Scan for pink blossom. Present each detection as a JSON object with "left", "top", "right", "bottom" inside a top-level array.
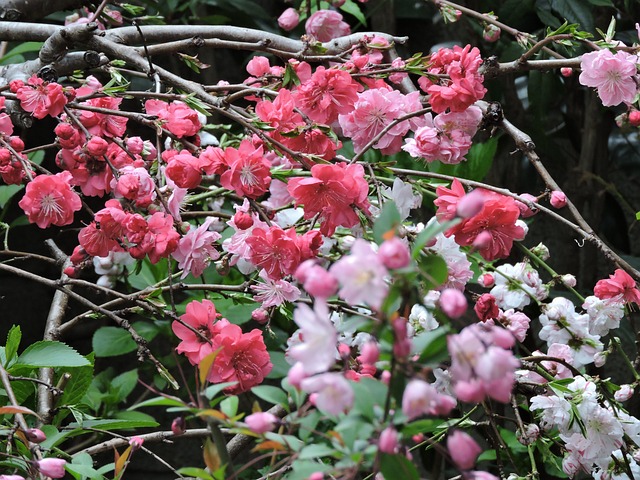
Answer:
[
  {"left": 287, "top": 361, "right": 307, "bottom": 389},
  {"left": 496, "top": 309, "right": 530, "bottom": 342},
  {"left": 252, "top": 269, "right": 301, "bottom": 307},
  {"left": 112, "top": 165, "right": 156, "bottom": 207},
  {"left": 447, "top": 430, "right": 481, "bottom": 470},
  {"left": 13, "top": 75, "right": 72, "bottom": 119},
  {"left": 278, "top": 7, "right": 299, "bottom": 31},
  {"left": 172, "top": 217, "right": 221, "bottom": 279},
  {"left": 245, "top": 412, "right": 278, "bottom": 434},
  {"left": 579, "top": 49, "right": 638, "bottom": 107},
  {"left": 378, "top": 237, "right": 411, "bottom": 269},
  {"left": 25, "top": 428, "right": 46, "bottom": 443},
  {"left": 305, "top": 10, "right": 350, "bottom": 42},
  {"left": 18, "top": 171, "right": 82, "bottom": 229},
  {"left": 288, "top": 162, "right": 370, "bottom": 236},
  {"left": 220, "top": 140, "right": 272, "bottom": 199},
  {"left": 0, "top": 97, "right": 13, "bottom": 135},
  {"left": 295, "top": 260, "right": 338, "bottom": 299},
  {"left": 36, "top": 458, "right": 66, "bottom": 478},
  {"left": 172, "top": 299, "right": 220, "bottom": 365},
  {"left": 207, "top": 320, "right": 272, "bottom": 394},
  {"left": 301, "top": 372, "right": 354, "bottom": 416},
  {"left": 456, "top": 189, "right": 485, "bottom": 218},
  {"left": 330, "top": 239, "right": 389, "bottom": 310},
  {"left": 402, "top": 379, "right": 456, "bottom": 420},
  {"left": 594, "top": 269, "right": 640, "bottom": 304},
  {"left": 165, "top": 150, "right": 206, "bottom": 189},
  {"left": 292, "top": 67, "right": 360, "bottom": 125},
  {"left": 418, "top": 45, "right": 486, "bottom": 113},
  {"left": 439, "top": 288, "right": 467, "bottom": 318},
  {"left": 448, "top": 323, "right": 519, "bottom": 403},
  {"left": 145, "top": 212, "right": 180, "bottom": 264},
  {"left": 79, "top": 96, "right": 128, "bottom": 138},
  {"left": 339, "top": 88, "right": 423, "bottom": 155},
  {"left": 516, "top": 193, "right": 539, "bottom": 218},
  {"left": 145, "top": 99, "right": 202, "bottom": 138},
  {"left": 615, "top": 384, "right": 634, "bottom": 402},
  {"left": 378, "top": 426, "right": 399, "bottom": 454},
  {"left": 288, "top": 300, "right": 337, "bottom": 375}
]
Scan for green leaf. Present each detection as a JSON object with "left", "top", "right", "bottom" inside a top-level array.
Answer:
[
  {"left": 340, "top": 0, "right": 366, "bottom": 26},
  {"left": 251, "top": 385, "right": 288, "bottom": 406},
  {"left": 266, "top": 351, "right": 289, "bottom": 379},
  {"left": 298, "top": 444, "right": 336, "bottom": 460},
  {"left": 411, "top": 219, "right": 458, "bottom": 260},
  {"left": 380, "top": 453, "right": 419, "bottom": 480},
  {"left": 5, "top": 325, "right": 21, "bottom": 365},
  {"left": 111, "top": 369, "right": 138, "bottom": 403},
  {"left": 176, "top": 468, "right": 214, "bottom": 480},
  {"left": 59, "top": 354, "right": 95, "bottom": 407},
  {"left": 373, "top": 201, "right": 402, "bottom": 244},
  {"left": 586, "top": 0, "right": 613, "bottom": 6},
  {"left": 203, "top": 382, "right": 238, "bottom": 400},
  {"left": 67, "top": 418, "right": 159, "bottom": 430},
  {"left": 0, "top": 184, "right": 23, "bottom": 209},
  {"left": 551, "top": 0, "right": 594, "bottom": 33},
  {"left": 128, "top": 396, "right": 186, "bottom": 410},
  {"left": 416, "top": 253, "right": 448, "bottom": 290},
  {"left": 92, "top": 327, "right": 136, "bottom": 357},
  {"left": 13, "top": 341, "right": 90, "bottom": 369},
  {"left": 0, "top": 41, "right": 42, "bottom": 64},
  {"left": 220, "top": 395, "right": 238, "bottom": 418}
]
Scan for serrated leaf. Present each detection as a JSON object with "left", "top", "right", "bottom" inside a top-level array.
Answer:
[
  {"left": 5, "top": 325, "right": 21, "bottom": 365},
  {"left": 92, "top": 327, "right": 136, "bottom": 357},
  {"left": 13, "top": 341, "right": 90, "bottom": 369},
  {"left": 59, "top": 353, "right": 94, "bottom": 406}
]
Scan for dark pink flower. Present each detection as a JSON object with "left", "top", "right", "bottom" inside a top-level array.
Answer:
[
  {"left": 219, "top": 140, "right": 271, "bottom": 199},
  {"left": 172, "top": 299, "right": 220, "bottom": 365},
  {"left": 594, "top": 269, "right": 640, "bottom": 304},
  {"left": 145, "top": 99, "right": 202, "bottom": 138},
  {"left": 13, "top": 75, "right": 72, "bottom": 119}
]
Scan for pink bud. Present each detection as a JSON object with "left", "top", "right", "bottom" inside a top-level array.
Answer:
[
  {"left": 302, "top": 265, "right": 338, "bottom": 299},
  {"left": 439, "top": 288, "right": 467, "bottom": 319},
  {"left": 447, "top": 430, "right": 481, "bottom": 470},
  {"left": 515, "top": 193, "right": 538, "bottom": 218},
  {"left": 630, "top": 110, "right": 640, "bottom": 127},
  {"left": 379, "top": 426, "right": 399, "bottom": 454},
  {"left": 480, "top": 273, "right": 495, "bottom": 288},
  {"left": 129, "top": 436, "right": 144, "bottom": 451},
  {"left": 517, "top": 423, "right": 539, "bottom": 445},
  {"left": 277, "top": 8, "right": 300, "bottom": 31},
  {"left": 561, "top": 274, "right": 576, "bottom": 288},
  {"left": 25, "top": 428, "right": 46, "bottom": 443},
  {"left": 9, "top": 136, "right": 24, "bottom": 152},
  {"left": 245, "top": 412, "right": 278, "bottom": 434},
  {"left": 36, "top": 458, "right": 67, "bottom": 478},
  {"left": 338, "top": 343, "right": 351, "bottom": 357},
  {"left": 378, "top": 237, "right": 411, "bottom": 269},
  {"left": 171, "top": 416, "right": 186, "bottom": 436},
  {"left": 456, "top": 190, "right": 485, "bottom": 218},
  {"left": 381, "top": 370, "right": 391, "bottom": 384},
  {"left": 308, "top": 473, "right": 324, "bottom": 480},
  {"left": 86, "top": 136, "right": 109, "bottom": 157},
  {"left": 358, "top": 341, "right": 380, "bottom": 365},
  {"left": 472, "top": 230, "right": 493, "bottom": 250},
  {"left": 233, "top": 211, "right": 253, "bottom": 230},
  {"left": 251, "top": 308, "right": 269, "bottom": 324},
  {"left": 560, "top": 67, "right": 573, "bottom": 77},
  {"left": 0, "top": 474, "right": 26, "bottom": 480},
  {"left": 549, "top": 190, "right": 567, "bottom": 209},
  {"left": 483, "top": 25, "right": 501, "bottom": 42},
  {"left": 126, "top": 136, "right": 145, "bottom": 154}
]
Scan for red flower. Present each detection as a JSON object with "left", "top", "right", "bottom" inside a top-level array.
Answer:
[
  {"left": 208, "top": 319, "right": 272, "bottom": 394},
  {"left": 145, "top": 99, "right": 201, "bottom": 138},
  {"left": 594, "top": 269, "right": 640, "bottom": 305},
  {"left": 287, "top": 162, "right": 370, "bottom": 236},
  {"left": 474, "top": 293, "right": 499, "bottom": 321},
  {"left": 18, "top": 171, "right": 82, "bottom": 229}
]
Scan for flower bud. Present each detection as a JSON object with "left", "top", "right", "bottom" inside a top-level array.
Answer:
[
  {"left": 378, "top": 426, "right": 399, "bottom": 454},
  {"left": 36, "top": 458, "right": 67, "bottom": 478},
  {"left": 456, "top": 190, "right": 485, "bottom": 219},
  {"left": 516, "top": 424, "right": 539, "bottom": 445},
  {"left": 277, "top": 8, "right": 300, "bottom": 31},
  {"left": 472, "top": 230, "right": 493, "bottom": 250},
  {"left": 9, "top": 136, "right": 24, "bottom": 152},
  {"left": 483, "top": 24, "right": 501, "bottom": 42},
  {"left": 126, "top": 136, "right": 145, "bottom": 154},
  {"left": 25, "top": 428, "right": 46, "bottom": 443},
  {"left": 358, "top": 341, "right": 380, "bottom": 365},
  {"left": 251, "top": 308, "right": 269, "bottom": 324},
  {"left": 474, "top": 293, "right": 499, "bottom": 321},
  {"left": 85, "top": 136, "right": 109, "bottom": 157},
  {"left": 233, "top": 211, "right": 253, "bottom": 230},
  {"left": 245, "top": 412, "right": 278, "bottom": 434},
  {"left": 515, "top": 193, "right": 538, "bottom": 218},
  {"left": 480, "top": 273, "right": 495, "bottom": 288},
  {"left": 129, "top": 436, "right": 144, "bottom": 451},
  {"left": 530, "top": 242, "right": 550, "bottom": 261},
  {"left": 560, "top": 67, "right": 573, "bottom": 77},
  {"left": 447, "top": 430, "right": 481, "bottom": 470},
  {"left": 561, "top": 274, "right": 576, "bottom": 288},
  {"left": 615, "top": 384, "right": 634, "bottom": 402},
  {"left": 171, "top": 416, "right": 186, "bottom": 436},
  {"left": 287, "top": 361, "right": 307, "bottom": 390},
  {"left": 439, "top": 288, "right": 467, "bottom": 319},
  {"left": 630, "top": 110, "right": 640, "bottom": 127},
  {"left": 549, "top": 190, "right": 567, "bottom": 209},
  {"left": 378, "top": 237, "right": 411, "bottom": 269}
]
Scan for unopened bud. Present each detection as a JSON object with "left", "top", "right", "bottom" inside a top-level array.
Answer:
[
  {"left": 560, "top": 67, "right": 573, "bottom": 78},
  {"left": 171, "top": 416, "right": 186, "bottom": 436}
]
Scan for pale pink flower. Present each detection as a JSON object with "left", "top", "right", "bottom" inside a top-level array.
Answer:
[
  {"left": 295, "top": 260, "right": 338, "bottom": 299},
  {"left": 301, "top": 372, "right": 354, "bottom": 416},
  {"left": 579, "top": 49, "right": 638, "bottom": 107},
  {"left": 305, "top": 10, "right": 350, "bottom": 42},
  {"left": 378, "top": 237, "right": 411, "bottom": 269},
  {"left": 330, "top": 239, "right": 389, "bottom": 310},
  {"left": 245, "top": 412, "right": 278, "bottom": 434},
  {"left": 252, "top": 269, "right": 301, "bottom": 308},
  {"left": 288, "top": 300, "right": 337, "bottom": 375},
  {"left": 402, "top": 379, "right": 456, "bottom": 420},
  {"left": 172, "top": 217, "right": 221, "bottom": 279},
  {"left": 439, "top": 288, "right": 467, "bottom": 318},
  {"left": 447, "top": 430, "right": 481, "bottom": 470}
]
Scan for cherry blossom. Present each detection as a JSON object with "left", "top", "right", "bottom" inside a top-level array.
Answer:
[
  {"left": 172, "top": 217, "right": 221, "bottom": 279},
  {"left": 301, "top": 372, "right": 354, "bottom": 416},
  {"left": 579, "top": 49, "right": 638, "bottom": 107},
  {"left": 288, "top": 300, "right": 337, "bottom": 375},
  {"left": 18, "top": 171, "right": 82, "bottom": 229}
]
